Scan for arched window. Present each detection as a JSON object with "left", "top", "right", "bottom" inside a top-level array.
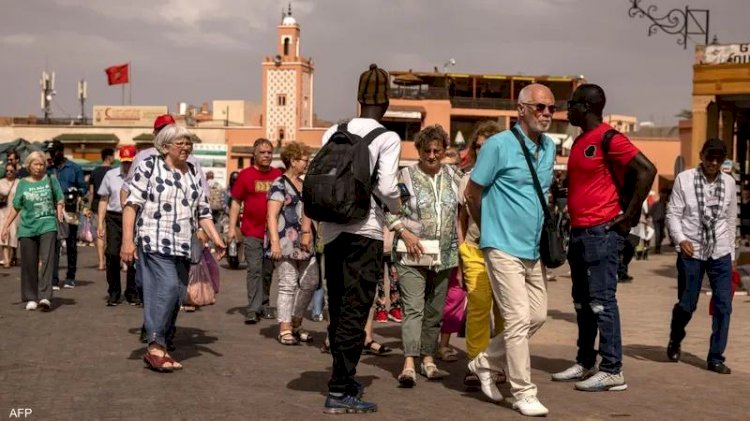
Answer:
[{"left": 283, "top": 38, "right": 290, "bottom": 56}]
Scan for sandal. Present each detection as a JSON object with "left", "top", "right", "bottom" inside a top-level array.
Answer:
[
  {"left": 464, "top": 370, "right": 480, "bottom": 388},
  {"left": 364, "top": 341, "right": 392, "bottom": 356},
  {"left": 320, "top": 337, "right": 331, "bottom": 353},
  {"left": 398, "top": 368, "right": 416, "bottom": 388},
  {"left": 293, "top": 328, "right": 314, "bottom": 343},
  {"left": 278, "top": 330, "right": 299, "bottom": 346},
  {"left": 437, "top": 346, "right": 458, "bottom": 362},
  {"left": 143, "top": 351, "right": 175, "bottom": 373},
  {"left": 164, "top": 355, "right": 183, "bottom": 370},
  {"left": 419, "top": 362, "right": 449, "bottom": 380}
]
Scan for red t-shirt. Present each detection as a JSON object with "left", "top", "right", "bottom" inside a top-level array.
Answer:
[
  {"left": 231, "top": 166, "right": 283, "bottom": 239},
  {"left": 567, "top": 123, "right": 640, "bottom": 228}
]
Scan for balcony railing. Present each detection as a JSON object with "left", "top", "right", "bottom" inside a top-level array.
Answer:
[
  {"left": 451, "top": 98, "right": 570, "bottom": 112},
  {"left": 390, "top": 87, "right": 450, "bottom": 100}
]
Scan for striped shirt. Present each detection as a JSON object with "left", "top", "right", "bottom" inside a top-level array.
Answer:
[{"left": 125, "top": 155, "right": 211, "bottom": 258}]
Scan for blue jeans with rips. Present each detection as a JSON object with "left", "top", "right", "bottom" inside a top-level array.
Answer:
[
  {"left": 670, "top": 253, "right": 732, "bottom": 365},
  {"left": 568, "top": 223, "right": 624, "bottom": 374}
]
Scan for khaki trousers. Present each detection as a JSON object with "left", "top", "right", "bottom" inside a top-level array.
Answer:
[{"left": 474, "top": 248, "right": 547, "bottom": 399}]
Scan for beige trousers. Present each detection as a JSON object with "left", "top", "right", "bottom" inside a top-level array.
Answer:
[{"left": 474, "top": 248, "right": 547, "bottom": 399}]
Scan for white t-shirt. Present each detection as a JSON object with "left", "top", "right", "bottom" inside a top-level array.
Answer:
[{"left": 320, "top": 118, "right": 401, "bottom": 244}]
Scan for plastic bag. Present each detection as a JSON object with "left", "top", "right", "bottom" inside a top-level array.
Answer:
[
  {"left": 202, "top": 248, "right": 220, "bottom": 294},
  {"left": 79, "top": 218, "right": 93, "bottom": 243},
  {"left": 186, "top": 259, "right": 216, "bottom": 307}
]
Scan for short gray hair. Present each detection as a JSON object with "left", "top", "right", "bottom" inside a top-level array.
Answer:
[
  {"left": 24, "top": 151, "right": 46, "bottom": 170},
  {"left": 153, "top": 124, "right": 192, "bottom": 155}
]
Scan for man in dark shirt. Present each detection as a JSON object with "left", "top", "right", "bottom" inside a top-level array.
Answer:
[
  {"left": 89, "top": 148, "right": 115, "bottom": 271},
  {"left": 47, "top": 140, "right": 87, "bottom": 289}
]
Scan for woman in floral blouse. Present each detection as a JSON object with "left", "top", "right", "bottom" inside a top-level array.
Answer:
[
  {"left": 121, "top": 124, "right": 225, "bottom": 372},
  {"left": 387, "top": 124, "right": 460, "bottom": 386},
  {"left": 266, "top": 141, "right": 318, "bottom": 345}
]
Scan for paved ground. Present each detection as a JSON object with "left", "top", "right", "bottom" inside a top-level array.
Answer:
[{"left": 1, "top": 247, "right": 748, "bottom": 420}]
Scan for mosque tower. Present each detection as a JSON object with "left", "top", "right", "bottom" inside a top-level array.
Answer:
[{"left": 261, "top": 3, "right": 314, "bottom": 145}]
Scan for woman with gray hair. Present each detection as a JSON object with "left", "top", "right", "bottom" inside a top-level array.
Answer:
[
  {"left": 121, "top": 124, "right": 226, "bottom": 372},
  {"left": 386, "top": 124, "right": 460, "bottom": 386}
]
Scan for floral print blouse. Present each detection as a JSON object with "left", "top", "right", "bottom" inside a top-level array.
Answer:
[
  {"left": 387, "top": 164, "right": 461, "bottom": 272},
  {"left": 265, "top": 176, "right": 312, "bottom": 260}
]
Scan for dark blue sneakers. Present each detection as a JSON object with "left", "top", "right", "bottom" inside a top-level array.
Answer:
[{"left": 323, "top": 394, "right": 377, "bottom": 414}]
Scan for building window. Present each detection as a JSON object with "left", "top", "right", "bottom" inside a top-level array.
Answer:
[
  {"left": 284, "top": 38, "right": 290, "bottom": 56},
  {"left": 278, "top": 127, "right": 285, "bottom": 142},
  {"left": 277, "top": 94, "right": 287, "bottom": 106}
]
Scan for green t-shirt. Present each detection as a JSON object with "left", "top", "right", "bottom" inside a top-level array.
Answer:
[{"left": 12, "top": 176, "right": 63, "bottom": 238}]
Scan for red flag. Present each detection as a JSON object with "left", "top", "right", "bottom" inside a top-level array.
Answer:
[{"left": 105, "top": 63, "right": 129, "bottom": 85}]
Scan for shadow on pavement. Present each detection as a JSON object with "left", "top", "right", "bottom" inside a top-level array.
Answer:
[
  {"left": 286, "top": 371, "right": 379, "bottom": 396},
  {"left": 548, "top": 309, "right": 577, "bottom": 324},
  {"left": 623, "top": 343, "right": 705, "bottom": 370},
  {"left": 225, "top": 306, "right": 247, "bottom": 317},
  {"left": 531, "top": 355, "right": 576, "bottom": 374},
  {"left": 126, "top": 326, "right": 221, "bottom": 362},
  {"left": 51, "top": 297, "right": 76, "bottom": 310},
  {"left": 653, "top": 265, "right": 678, "bottom": 279}
]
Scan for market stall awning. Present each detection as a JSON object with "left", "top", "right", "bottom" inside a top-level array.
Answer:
[
  {"left": 53, "top": 133, "right": 119, "bottom": 144},
  {"left": 383, "top": 105, "right": 425, "bottom": 121}
]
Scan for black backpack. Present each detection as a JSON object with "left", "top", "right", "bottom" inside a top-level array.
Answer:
[
  {"left": 303, "top": 123, "right": 387, "bottom": 224},
  {"left": 602, "top": 129, "right": 641, "bottom": 226}
]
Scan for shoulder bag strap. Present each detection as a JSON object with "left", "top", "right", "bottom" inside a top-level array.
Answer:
[{"left": 510, "top": 127, "right": 552, "bottom": 221}]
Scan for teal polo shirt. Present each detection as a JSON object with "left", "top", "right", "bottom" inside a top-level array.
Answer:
[{"left": 470, "top": 125, "right": 556, "bottom": 260}]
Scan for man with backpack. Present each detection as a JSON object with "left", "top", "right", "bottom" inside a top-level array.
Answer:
[
  {"left": 304, "top": 64, "right": 401, "bottom": 414},
  {"left": 553, "top": 84, "right": 656, "bottom": 391}
]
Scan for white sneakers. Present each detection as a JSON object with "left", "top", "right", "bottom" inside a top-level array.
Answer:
[
  {"left": 38, "top": 299, "right": 51, "bottom": 311},
  {"left": 574, "top": 371, "right": 627, "bottom": 392},
  {"left": 551, "top": 363, "right": 597, "bottom": 382},
  {"left": 25, "top": 301, "right": 38, "bottom": 311},
  {"left": 467, "top": 359, "right": 503, "bottom": 402},
  {"left": 513, "top": 396, "right": 549, "bottom": 417}
]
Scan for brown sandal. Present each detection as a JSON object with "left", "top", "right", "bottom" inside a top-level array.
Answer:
[
  {"left": 278, "top": 330, "right": 299, "bottom": 345},
  {"left": 143, "top": 352, "right": 175, "bottom": 373}
]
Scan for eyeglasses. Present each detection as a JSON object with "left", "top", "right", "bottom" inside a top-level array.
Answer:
[
  {"left": 521, "top": 103, "right": 557, "bottom": 114},
  {"left": 170, "top": 141, "right": 193, "bottom": 149}
]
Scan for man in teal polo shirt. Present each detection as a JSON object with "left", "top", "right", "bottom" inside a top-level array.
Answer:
[{"left": 465, "top": 83, "right": 556, "bottom": 417}]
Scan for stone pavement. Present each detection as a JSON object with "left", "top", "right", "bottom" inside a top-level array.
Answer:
[{"left": 1, "top": 247, "right": 748, "bottom": 420}]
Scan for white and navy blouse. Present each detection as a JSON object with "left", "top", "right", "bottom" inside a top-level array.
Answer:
[{"left": 125, "top": 155, "right": 212, "bottom": 258}]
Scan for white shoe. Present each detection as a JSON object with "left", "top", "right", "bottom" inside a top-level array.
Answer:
[
  {"left": 467, "top": 358, "right": 503, "bottom": 402},
  {"left": 52, "top": 286, "right": 60, "bottom": 291},
  {"left": 575, "top": 371, "right": 627, "bottom": 392},
  {"left": 25, "top": 301, "right": 38, "bottom": 311},
  {"left": 551, "top": 363, "right": 597, "bottom": 382},
  {"left": 512, "top": 396, "right": 549, "bottom": 417},
  {"left": 38, "top": 299, "right": 51, "bottom": 311}
]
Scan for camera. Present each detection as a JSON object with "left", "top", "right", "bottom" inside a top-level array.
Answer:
[{"left": 64, "top": 187, "right": 80, "bottom": 213}]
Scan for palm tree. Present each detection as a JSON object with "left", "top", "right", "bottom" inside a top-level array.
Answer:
[{"left": 675, "top": 109, "right": 692, "bottom": 120}]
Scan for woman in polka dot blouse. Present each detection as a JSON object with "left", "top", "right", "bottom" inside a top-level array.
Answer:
[{"left": 121, "top": 124, "right": 226, "bottom": 373}]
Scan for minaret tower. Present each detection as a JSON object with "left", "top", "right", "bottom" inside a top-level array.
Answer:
[{"left": 262, "top": 3, "right": 314, "bottom": 145}]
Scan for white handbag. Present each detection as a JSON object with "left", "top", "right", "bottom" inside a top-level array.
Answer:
[{"left": 395, "top": 239, "right": 441, "bottom": 267}]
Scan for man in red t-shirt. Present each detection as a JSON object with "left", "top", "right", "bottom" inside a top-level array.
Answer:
[
  {"left": 228, "top": 138, "right": 282, "bottom": 324},
  {"left": 552, "top": 84, "right": 656, "bottom": 392}
]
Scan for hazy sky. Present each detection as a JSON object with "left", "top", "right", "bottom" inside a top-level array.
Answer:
[{"left": 2, "top": 0, "right": 749, "bottom": 126}]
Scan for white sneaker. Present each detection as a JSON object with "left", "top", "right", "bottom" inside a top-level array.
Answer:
[
  {"left": 52, "top": 286, "right": 60, "bottom": 291},
  {"left": 512, "top": 396, "right": 549, "bottom": 417},
  {"left": 25, "top": 301, "right": 38, "bottom": 311},
  {"left": 467, "top": 359, "right": 503, "bottom": 402},
  {"left": 575, "top": 371, "right": 627, "bottom": 392},
  {"left": 551, "top": 363, "right": 597, "bottom": 382},
  {"left": 38, "top": 299, "right": 51, "bottom": 311}
]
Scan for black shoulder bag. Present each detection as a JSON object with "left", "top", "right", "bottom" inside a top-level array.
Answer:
[{"left": 511, "top": 127, "right": 566, "bottom": 268}]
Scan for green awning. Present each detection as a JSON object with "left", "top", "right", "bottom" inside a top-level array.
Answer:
[{"left": 54, "top": 133, "right": 119, "bottom": 143}]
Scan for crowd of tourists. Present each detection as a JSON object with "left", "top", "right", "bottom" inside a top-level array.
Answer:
[{"left": 1, "top": 64, "right": 741, "bottom": 418}]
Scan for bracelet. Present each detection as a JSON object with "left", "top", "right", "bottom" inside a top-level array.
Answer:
[
  {"left": 395, "top": 225, "right": 405, "bottom": 234},
  {"left": 301, "top": 231, "right": 312, "bottom": 236}
]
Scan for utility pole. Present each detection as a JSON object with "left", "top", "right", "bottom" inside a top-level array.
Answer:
[
  {"left": 77, "top": 79, "right": 87, "bottom": 124},
  {"left": 40, "top": 71, "right": 55, "bottom": 123}
]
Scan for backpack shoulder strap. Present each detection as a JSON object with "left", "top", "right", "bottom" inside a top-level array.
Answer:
[{"left": 362, "top": 127, "right": 388, "bottom": 145}]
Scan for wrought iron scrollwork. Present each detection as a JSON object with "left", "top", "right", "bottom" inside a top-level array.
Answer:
[{"left": 628, "top": 0, "right": 710, "bottom": 49}]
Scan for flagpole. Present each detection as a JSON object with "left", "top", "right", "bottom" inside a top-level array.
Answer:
[
  {"left": 121, "top": 84, "right": 125, "bottom": 105},
  {"left": 128, "top": 61, "right": 132, "bottom": 105}
]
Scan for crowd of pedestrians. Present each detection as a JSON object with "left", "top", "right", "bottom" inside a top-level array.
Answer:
[{"left": 0, "top": 64, "right": 742, "bottom": 418}]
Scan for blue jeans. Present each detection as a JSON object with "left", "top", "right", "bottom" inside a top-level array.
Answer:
[
  {"left": 310, "top": 287, "right": 325, "bottom": 317},
  {"left": 568, "top": 223, "right": 623, "bottom": 374},
  {"left": 137, "top": 248, "right": 190, "bottom": 348},
  {"left": 670, "top": 253, "right": 732, "bottom": 365}
]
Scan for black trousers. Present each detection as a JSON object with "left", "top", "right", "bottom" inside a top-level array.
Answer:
[
  {"left": 653, "top": 220, "right": 666, "bottom": 253},
  {"left": 617, "top": 234, "right": 637, "bottom": 279},
  {"left": 325, "top": 232, "right": 383, "bottom": 395},
  {"left": 52, "top": 223, "right": 78, "bottom": 285},
  {"left": 105, "top": 212, "right": 137, "bottom": 301}
]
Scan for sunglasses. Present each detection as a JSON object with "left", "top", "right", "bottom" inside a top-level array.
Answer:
[{"left": 522, "top": 102, "right": 556, "bottom": 114}]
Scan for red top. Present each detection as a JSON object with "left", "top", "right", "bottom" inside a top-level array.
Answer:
[
  {"left": 231, "top": 166, "right": 283, "bottom": 239},
  {"left": 567, "top": 123, "right": 640, "bottom": 228}
]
